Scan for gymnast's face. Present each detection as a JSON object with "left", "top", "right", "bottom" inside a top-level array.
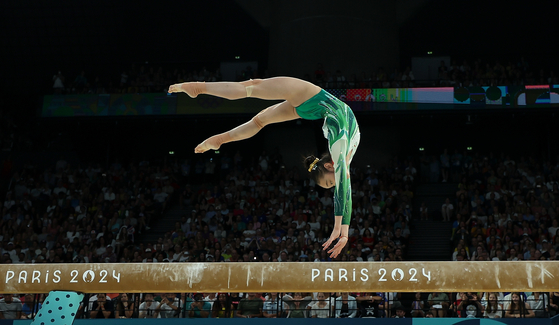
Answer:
[{"left": 317, "top": 163, "right": 335, "bottom": 189}]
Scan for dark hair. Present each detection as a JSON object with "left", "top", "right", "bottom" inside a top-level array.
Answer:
[
  {"left": 508, "top": 292, "right": 526, "bottom": 315},
  {"left": 211, "top": 293, "right": 232, "bottom": 318},
  {"left": 115, "top": 293, "right": 137, "bottom": 318},
  {"left": 485, "top": 292, "right": 498, "bottom": 314},
  {"left": 303, "top": 153, "right": 333, "bottom": 183}
]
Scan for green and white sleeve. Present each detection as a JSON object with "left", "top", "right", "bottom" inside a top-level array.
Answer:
[{"left": 328, "top": 130, "right": 352, "bottom": 225}]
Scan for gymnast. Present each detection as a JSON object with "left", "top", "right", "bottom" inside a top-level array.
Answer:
[{"left": 168, "top": 77, "right": 360, "bottom": 258}]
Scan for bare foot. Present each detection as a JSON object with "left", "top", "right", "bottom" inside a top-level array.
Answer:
[
  {"left": 167, "top": 82, "right": 206, "bottom": 98},
  {"left": 194, "top": 139, "right": 220, "bottom": 153},
  {"left": 167, "top": 83, "right": 182, "bottom": 94}
]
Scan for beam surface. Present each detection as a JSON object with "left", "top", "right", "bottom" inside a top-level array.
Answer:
[{"left": 1, "top": 261, "right": 558, "bottom": 293}]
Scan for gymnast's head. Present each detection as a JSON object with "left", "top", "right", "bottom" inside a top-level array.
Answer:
[{"left": 304, "top": 153, "right": 335, "bottom": 189}]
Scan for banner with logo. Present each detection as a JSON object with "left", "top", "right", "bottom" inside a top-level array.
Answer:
[{"left": 42, "top": 85, "right": 559, "bottom": 117}]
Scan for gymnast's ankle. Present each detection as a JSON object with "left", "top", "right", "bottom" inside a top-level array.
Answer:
[{"left": 180, "top": 82, "right": 206, "bottom": 98}]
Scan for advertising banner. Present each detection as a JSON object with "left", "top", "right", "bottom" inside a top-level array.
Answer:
[{"left": 41, "top": 85, "right": 559, "bottom": 117}]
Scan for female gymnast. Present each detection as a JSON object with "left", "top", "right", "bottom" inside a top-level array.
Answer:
[{"left": 168, "top": 77, "right": 360, "bottom": 258}]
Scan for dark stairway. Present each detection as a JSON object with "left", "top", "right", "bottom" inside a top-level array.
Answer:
[
  {"left": 139, "top": 205, "right": 189, "bottom": 245},
  {"left": 408, "top": 182, "right": 457, "bottom": 261},
  {"left": 407, "top": 220, "right": 453, "bottom": 261}
]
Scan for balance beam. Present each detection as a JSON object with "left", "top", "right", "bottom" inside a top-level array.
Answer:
[{"left": 1, "top": 261, "right": 558, "bottom": 293}]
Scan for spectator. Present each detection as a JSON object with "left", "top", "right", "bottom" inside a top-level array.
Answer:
[
  {"left": 419, "top": 202, "right": 428, "bottom": 220},
  {"left": 283, "top": 292, "right": 311, "bottom": 318},
  {"left": 452, "top": 224, "right": 471, "bottom": 248},
  {"left": 392, "top": 306, "right": 406, "bottom": 318},
  {"left": 310, "top": 292, "right": 331, "bottom": 318},
  {"left": 429, "top": 157, "right": 440, "bottom": 183},
  {"left": 356, "top": 292, "right": 384, "bottom": 318},
  {"left": 334, "top": 292, "right": 357, "bottom": 318},
  {"left": 385, "top": 292, "right": 402, "bottom": 316},
  {"left": 549, "top": 219, "right": 559, "bottom": 239},
  {"left": 483, "top": 292, "right": 503, "bottom": 318},
  {"left": 114, "top": 293, "right": 136, "bottom": 319},
  {"left": 187, "top": 293, "right": 211, "bottom": 318},
  {"left": 0, "top": 294, "right": 22, "bottom": 319},
  {"left": 155, "top": 293, "right": 180, "bottom": 318},
  {"left": 549, "top": 292, "right": 559, "bottom": 317},
  {"left": 20, "top": 294, "right": 41, "bottom": 319},
  {"left": 90, "top": 293, "right": 114, "bottom": 319},
  {"left": 211, "top": 293, "right": 233, "bottom": 318},
  {"left": 526, "top": 292, "right": 549, "bottom": 318},
  {"left": 236, "top": 293, "right": 262, "bottom": 318},
  {"left": 442, "top": 198, "right": 454, "bottom": 222},
  {"left": 410, "top": 292, "right": 425, "bottom": 318},
  {"left": 229, "top": 292, "right": 242, "bottom": 311},
  {"left": 505, "top": 292, "right": 535, "bottom": 318},
  {"left": 427, "top": 292, "right": 450, "bottom": 317},
  {"left": 52, "top": 71, "right": 65, "bottom": 93},
  {"left": 101, "top": 245, "right": 117, "bottom": 263},
  {"left": 262, "top": 293, "right": 282, "bottom": 318},
  {"left": 138, "top": 293, "right": 159, "bottom": 318},
  {"left": 73, "top": 71, "right": 88, "bottom": 93},
  {"left": 456, "top": 293, "right": 482, "bottom": 318}
]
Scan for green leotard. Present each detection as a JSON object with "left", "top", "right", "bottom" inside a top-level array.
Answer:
[{"left": 296, "top": 89, "right": 360, "bottom": 225}]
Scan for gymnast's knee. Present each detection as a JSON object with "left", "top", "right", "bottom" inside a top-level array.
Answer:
[
  {"left": 241, "top": 79, "right": 262, "bottom": 97},
  {"left": 240, "top": 79, "right": 262, "bottom": 87},
  {"left": 252, "top": 114, "right": 265, "bottom": 129}
]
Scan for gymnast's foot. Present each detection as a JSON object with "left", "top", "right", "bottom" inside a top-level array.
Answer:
[
  {"left": 194, "top": 136, "right": 222, "bottom": 153},
  {"left": 168, "top": 82, "right": 206, "bottom": 98},
  {"left": 195, "top": 141, "right": 211, "bottom": 153}
]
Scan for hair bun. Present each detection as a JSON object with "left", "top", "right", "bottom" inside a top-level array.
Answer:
[{"left": 304, "top": 156, "right": 317, "bottom": 170}]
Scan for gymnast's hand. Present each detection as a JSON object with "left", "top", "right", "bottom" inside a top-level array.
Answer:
[
  {"left": 323, "top": 226, "right": 340, "bottom": 249},
  {"left": 327, "top": 236, "right": 347, "bottom": 259},
  {"left": 323, "top": 222, "right": 349, "bottom": 258},
  {"left": 323, "top": 227, "right": 346, "bottom": 258}
]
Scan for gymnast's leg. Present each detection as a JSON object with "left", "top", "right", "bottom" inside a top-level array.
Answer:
[
  {"left": 168, "top": 77, "right": 321, "bottom": 108},
  {"left": 194, "top": 100, "right": 299, "bottom": 153}
]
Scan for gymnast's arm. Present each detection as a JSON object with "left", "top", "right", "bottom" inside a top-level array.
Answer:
[{"left": 331, "top": 138, "right": 351, "bottom": 230}]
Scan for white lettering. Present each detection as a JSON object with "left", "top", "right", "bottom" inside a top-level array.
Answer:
[
  {"left": 391, "top": 268, "right": 404, "bottom": 281},
  {"left": 378, "top": 268, "right": 387, "bottom": 282},
  {"left": 352, "top": 268, "right": 356, "bottom": 281},
  {"left": 409, "top": 268, "right": 418, "bottom": 282},
  {"left": 325, "top": 269, "right": 334, "bottom": 282},
  {"left": 53, "top": 270, "right": 61, "bottom": 283},
  {"left": 19, "top": 271, "right": 28, "bottom": 283},
  {"left": 70, "top": 270, "right": 78, "bottom": 283},
  {"left": 46, "top": 270, "right": 49, "bottom": 283},
  {"left": 6, "top": 271, "right": 14, "bottom": 283},
  {"left": 100, "top": 270, "right": 108, "bottom": 283},
  {"left": 339, "top": 269, "right": 348, "bottom": 282},
  {"left": 360, "top": 269, "right": 369, "bottom": 281},
  {"left": 112, "top": 270, "right": 121, "bottom": 283},
  {"left": 311, "top": 269, "right": 320, "bottom": 282},
  {"left": 32, "top": 271, "right": 41, "bottom": 283},
  {"left": 422, "top": 268, "right": 431, "bottom": 281},
  {"left": 83, "top": 270, "right": 95, "bottom": 283}
]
